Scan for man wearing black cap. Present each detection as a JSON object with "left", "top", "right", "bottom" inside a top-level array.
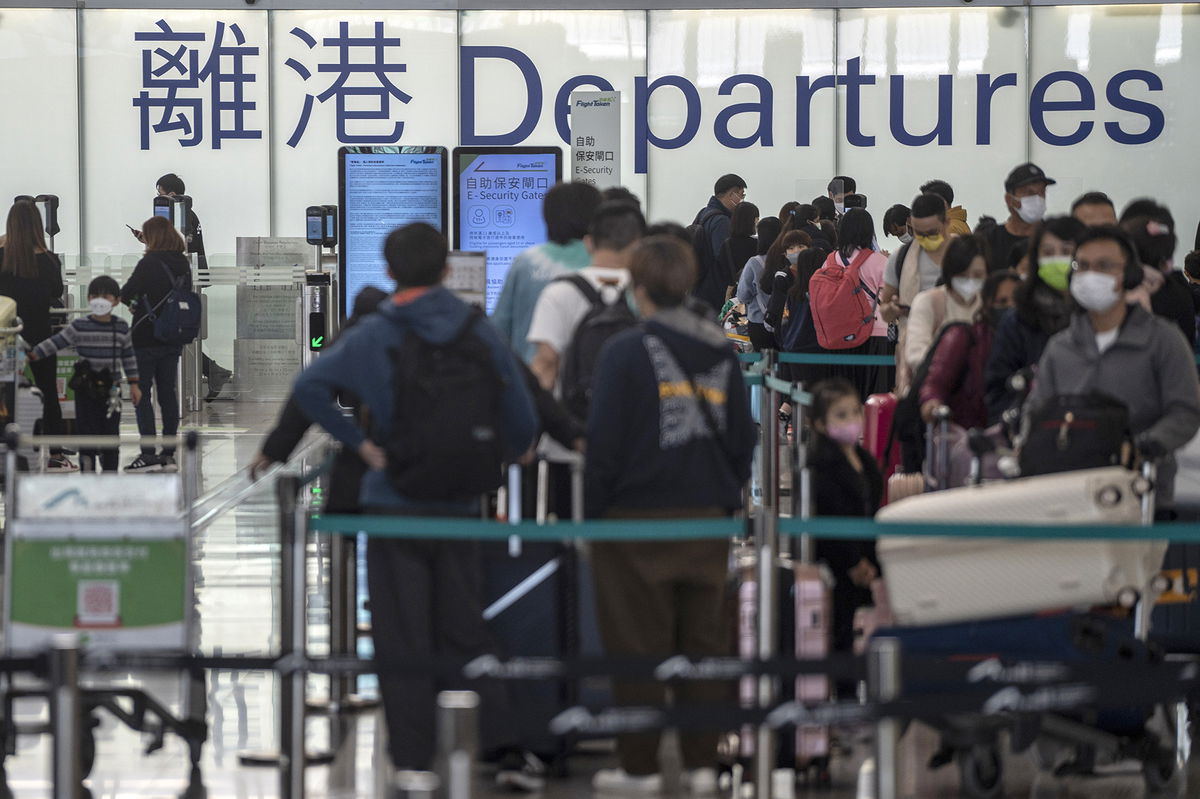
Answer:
[{"left": 982, "top": 162, "right": 1056, "bottom": 273}]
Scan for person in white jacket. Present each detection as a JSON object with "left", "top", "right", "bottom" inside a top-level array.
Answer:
[{"left": 904, "top": 235, "right": 986, "bottom": 369}]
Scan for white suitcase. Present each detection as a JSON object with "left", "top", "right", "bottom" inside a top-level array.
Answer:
[{"left": 876, "top": 467, "right": 1165, "bottom": 626}]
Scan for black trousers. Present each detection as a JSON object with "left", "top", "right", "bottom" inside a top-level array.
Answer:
[
  {"left": 74, "top": 394, "right": 119, "bottom": 472},
  {"left": 365, "top": 532, "right": 514, "bottom": 769},
  {"left": 28, "top": 355, "right": 63, "bottom": 455}
]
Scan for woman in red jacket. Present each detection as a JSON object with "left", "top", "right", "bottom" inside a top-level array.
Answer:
[{"left": 919, "top": 268, "right": 1022, "bottom": 430}]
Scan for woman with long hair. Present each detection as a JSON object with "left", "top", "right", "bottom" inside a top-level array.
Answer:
[
  {"left": 119, "top": 215, "right": 192, "bottom": 473},
  {"left": 0, "top": 200, "right": 71, "bottom": 470}
]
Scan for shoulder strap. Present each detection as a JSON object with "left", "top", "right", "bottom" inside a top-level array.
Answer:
[
  {"left": 561, "top": 273, "right": 603, "bottom": 308},
  {"left": 651, "top": 330, "right": 738, "bottom": 476},
  {"left": 159, "top": 259, "right": 185, "bottom": 291}
]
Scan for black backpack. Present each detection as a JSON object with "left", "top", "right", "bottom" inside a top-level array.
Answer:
[
  {"left": 145, "top": 261, "right": 202, "bottom": 346},
  {"left": 558, "top": 274, "right": 637, "bottom": 423},
  {"left": 889, "top": 321, "right": 973, "bottom": 473},
  {"left": 687, "top": 208, "right": 727, "bottom": 311},
  {"left": 383, "top": 308, "right": 505, "bottom": 501}
]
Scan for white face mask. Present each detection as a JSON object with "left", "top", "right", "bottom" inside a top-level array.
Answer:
[
  {"left": 898, "top": 232, "right": 913, "bottom": 245},
  {"left": 951, "top": 276, "right": 983, "bottom": 303},
  {"left": 89, "top": 298, "right": 113, "bottom": 316},
  {"left": 1017, "top": 194, "right": 1047, "bottom": 224},
  {"left": 1070, "top": 270, "right": 1122, "bottom": 313}
]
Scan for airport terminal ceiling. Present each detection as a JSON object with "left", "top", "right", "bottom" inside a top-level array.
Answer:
[{"left": 0, "top": 1, "right": 1196, "bottom": 268}]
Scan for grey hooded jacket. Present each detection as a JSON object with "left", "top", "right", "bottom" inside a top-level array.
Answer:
[{"left": 1026, "top": 303, "right": 1200, "bottom": 503}]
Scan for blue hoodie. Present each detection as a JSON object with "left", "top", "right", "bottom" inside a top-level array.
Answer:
[{"left": 292, "top": 285, "right": 538, "bottom": 510}]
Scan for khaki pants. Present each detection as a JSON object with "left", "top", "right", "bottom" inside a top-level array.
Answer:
[{"left": 591, "top": 508, "right": 732, "bottom": 776}]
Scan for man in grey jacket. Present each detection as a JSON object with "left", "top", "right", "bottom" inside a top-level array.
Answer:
[{"left": 1026, "top": 225, "right": 1200, "bottom": 505}]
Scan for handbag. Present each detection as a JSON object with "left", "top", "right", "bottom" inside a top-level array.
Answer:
[
  {"left": 1018, "top": 392, "right": 1132, "bottom": 477},
  {"left": 68, "top": 360, "right": 114, "bottom": 403}
]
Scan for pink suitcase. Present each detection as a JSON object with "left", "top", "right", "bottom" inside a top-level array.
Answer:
[{"left": 794, "top": 562, "right": 832, "bottom": 765}]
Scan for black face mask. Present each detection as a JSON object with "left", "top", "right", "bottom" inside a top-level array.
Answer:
[{"left": 988, "top": 306, "right": 1010, "bottom": 328}]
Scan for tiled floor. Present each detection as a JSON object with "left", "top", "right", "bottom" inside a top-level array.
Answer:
[{"left": 1, "top": 399, "right": 1200, "bottom": 798}]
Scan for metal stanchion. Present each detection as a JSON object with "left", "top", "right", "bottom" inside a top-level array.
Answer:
[
  {"left": 868, "top": 638, "right": 901, "bottom": 799},
  {"left": 282, "top": 475, "right": 308, "bottom": 799},
  {"left": 755, "top": 350, "right": 779, "bottom": 799},
  {"left": 435, "top": 691, "right": 479, "bottom": 799},
  {"left": 239, "top": 475, "right": 333, "bottom": 783},
  {"left": 49, "top": 634, "right": 81, "bottom": 799}
]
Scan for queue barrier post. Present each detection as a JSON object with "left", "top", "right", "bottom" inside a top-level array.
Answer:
[
  {"left": 49, "top": 634, "right": 81, "bottom": 799},
  {"left": 435, "top": 691, "right": 480, "bottom": 799},
  {"left": 279, "top": 474, "right": 308, "bottom": 799},
  {"left": 868, "top": 638, "right": 901, "bottom": 799},
  {"left": 755, "top": 349, "right": 779, "bottom": 799}
]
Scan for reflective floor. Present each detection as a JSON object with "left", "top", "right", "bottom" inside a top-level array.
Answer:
[{"left": 1, "top": 399, "right": 1200, "bottom": 798}]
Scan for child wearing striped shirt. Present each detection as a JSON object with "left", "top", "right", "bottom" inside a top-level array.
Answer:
[{"left": 29, "top": 276, "right": 141, "bottom": 472}]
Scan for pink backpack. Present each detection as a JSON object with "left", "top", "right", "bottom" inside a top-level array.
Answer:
[{"left": 808, "top": 249, "right": 878, "bottom": 350}]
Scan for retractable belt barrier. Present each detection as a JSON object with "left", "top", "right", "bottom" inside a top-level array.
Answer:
[{"left": 308, "top": 514, "right": 1200, "bottom": 544}]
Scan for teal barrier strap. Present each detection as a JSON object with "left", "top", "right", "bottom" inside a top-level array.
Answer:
[
  {"left": 312, "top": 512, "right": 1200, "bottom": 543},
  {"left": 742, "top": 373, "right": 763, "bottom": 387},
  {"left": 310, "top": 515, "right": 744, "bottom": 541},
  {"left": 738, "top": 352, "right": 763, "bottom": 363},
  {"left": 776, "top": 353, "right": 895, "bottom": 366},
  {"left": 779, "top": 515, "right": 1200, "bottom": 542}
]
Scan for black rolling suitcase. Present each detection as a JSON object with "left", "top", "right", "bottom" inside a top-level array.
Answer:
[
  {"left": 1151, "top": 542, "right": 1200, "bottom": 653},
  {"left": 482, "top": 456, "right": 599, "bottom": 771}
]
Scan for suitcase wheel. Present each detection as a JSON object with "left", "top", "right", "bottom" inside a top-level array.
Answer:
[
  {"left": 956, "top": 745, "right": 1002, "bottom": 799},
  {"left": 1141, "top": 747, "right": 1176, "bottom": 793}
]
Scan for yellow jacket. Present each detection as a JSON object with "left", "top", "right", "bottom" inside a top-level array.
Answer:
[{"left": 948, "top": 206, "right": 971, "bottom": 236}]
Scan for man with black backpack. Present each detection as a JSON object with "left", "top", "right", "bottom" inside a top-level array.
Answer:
[
  {"left": 688, "top": 173, "right": 747, "bottom": 314},
  {"left": 291, "top": 223, "right": 540, "bottom": 781},
  {"left": 528, "top": 201, "right": 646, "bottom": 414}
]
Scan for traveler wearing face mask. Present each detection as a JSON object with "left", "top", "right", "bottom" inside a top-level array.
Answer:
[
  {"left": 919, "top": 268, "right": 1021, "bottom": 431},
  {"left": 1025, "top": 226, "right": 1200, "bottom": 507},
  {"left": 882, "top": 204, "right": 912, "bottom": 248},
  {"left": 982, "top": 162, "right": 1055, "bottom": 273},
  {"left": 807, "top": 378, "right": 883, "bottom": 655},
  {"left": 760, "top": 229, "right": 814, "bottom": 340},
  {"left": 904, "top": 235, "right": 987, "bottom": 370},
  {"left": 1119, "top": 202, "right": 1195, "bottom": 346},
  {"left": 984, "top": 216, "right": 1084, "bottom": 422},
  {"left": 879, "top": 193, "right": 953, "bottom": 325}
]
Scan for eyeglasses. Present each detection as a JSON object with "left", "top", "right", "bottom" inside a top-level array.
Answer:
[{"left": 1072, "top": 259, "right": 1125, "bottom": 275}]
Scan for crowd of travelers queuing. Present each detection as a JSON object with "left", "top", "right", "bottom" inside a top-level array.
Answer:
[
  {"left": 8, "top": 154, "right": 1186, "bottom": 792},
  {"left": 258, "top": 159, "right": 1200, "bottom": 793}
]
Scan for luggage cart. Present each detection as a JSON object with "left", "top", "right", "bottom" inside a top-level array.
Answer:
[
  {"left": 0, "top": 317, "right": 42, "bottom": 474},
  {"left": 0, "top": 431, "right": 207, "bottom": 799},
  {"left": 875, "top": 463, "right": 1186, "bottom": 798}
]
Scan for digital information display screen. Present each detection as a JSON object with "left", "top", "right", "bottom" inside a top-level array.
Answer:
[
  {"left": 452, "top": 147, "right": 562, "bottom": 313},
  {"left": 338, "top": 146, "right": 448, "bottom": 319},
  {"left": 306, "top": 214, "right": 324, "bottom": 244}
]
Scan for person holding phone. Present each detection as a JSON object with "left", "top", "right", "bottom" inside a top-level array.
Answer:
[{"left": 129, "top": 173, "right": 232, "bottom": 400}]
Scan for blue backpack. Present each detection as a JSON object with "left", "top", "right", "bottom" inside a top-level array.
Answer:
[{"left": 147, "top": 261, "right": 202, "bottom": 346}]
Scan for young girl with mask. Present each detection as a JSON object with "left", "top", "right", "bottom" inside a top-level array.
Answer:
[
  {"left": 904, "top": 235, "right": 988, "bottom": 369},
  {"left": 808, "top": 378, "right": 883, "bottom": 654},
  {"left": 984, "top": 216, "right": 1083, "bottom": 422}
]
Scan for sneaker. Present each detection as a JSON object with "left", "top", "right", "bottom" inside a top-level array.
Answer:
[
  {"left": 682, "top": 769, "right": 719, "bottom": 797},
  {"left": 205, "top": 365, "right": 233, "bottom": 402},
  {"left": 495, "top": 750, "right": 547, "bottom": 793},
  {"left": 125, "top": 455, "right": 162, "bottom": 473},
  {"left": 158, "top": 455, "right": 178, "bottom": 473},
  {"left": 45, "top": 456, "right": 79, "bottom": 473},
  {"left": 592, "top": 768, "right": 662, "bottom": 795}
]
